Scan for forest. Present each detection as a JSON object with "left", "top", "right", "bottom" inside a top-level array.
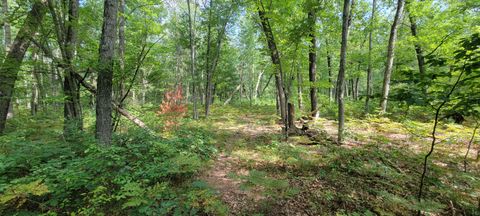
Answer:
[{"left": 0, "top": 0, "right": 479, "bottom": 215}]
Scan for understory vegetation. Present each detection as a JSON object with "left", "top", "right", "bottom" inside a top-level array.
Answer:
[
  {"left": 0, "top": 0, "right": 478, "bottom": 215},
  {"left": 3, "top": 102, "right": 479, "bottom": 215}
]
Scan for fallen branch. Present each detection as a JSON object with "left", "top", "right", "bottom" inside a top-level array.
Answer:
[
  {"left": 463, "top": 121, "right": 478, "bottom": 172},
  {"left": 72, "top": 72, "right": 154, "bottom": 134},
  {"left": 223, "top": 81, "right": 244, "bottom": 105},
  {"left": 32, "top": 38, "right": 155, "bottom": 135}
]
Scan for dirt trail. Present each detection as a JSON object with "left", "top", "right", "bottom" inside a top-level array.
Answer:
[
  {"left": 199, "top": 113, "right": 281, "bottom": 214},
  {"left": 199, "top": 109, "right": 480, "bottom": 215}
]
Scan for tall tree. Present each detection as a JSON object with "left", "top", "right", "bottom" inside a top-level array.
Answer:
[
  {"left": 326, "top": 39, "right": 333, "bottom": 102},
  {"left": 380, "top": 0, "right": 405, "bottom": 113},
  {"left": 63, "top": 0, "right": 83, "bottom": 133},
  {"left": 257, "top": 1, "right": 288, "bottom": 132},
  {"left": 2, "top": 0, "right": 10, "bottom": 51},
  {"left": 204, "top": 0, "right": 214, "bottom": 117},
  {"left": 0, "top": 1, "right": 47, "bottom": 134},
  {"left": 3, "top": 0, "right": 13, "bottom": 119},
  {"left": 308, "top": 10, "right": 318, "bottom": 118},
  {"left": 113, "top": 0, "right": 126, "bottom": 130},
  {"left": 187, "top": 0, "right": 199, "bottom": 119},
  {"left": 406, "top": 0, "right": 426, "bottom": 90},
  {"left": 365, "top": 0, "right": 376, "bottom": 112},
  {"left": 204, "top": 1, "right": 233, "bottom": 117},
  {"left": 96, "top": 0, "right": 118, "bottom": 144},
  {"left": 336, "top": 0, "right": 353, "bottom": 143}
]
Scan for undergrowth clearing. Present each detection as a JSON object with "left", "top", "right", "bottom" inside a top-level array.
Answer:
[{"left": 198, "top": 105, "right": 480, "bottom": 215}]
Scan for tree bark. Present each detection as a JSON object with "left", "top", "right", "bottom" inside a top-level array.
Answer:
[
  {"left": 297, "top": 67, "right": 303, "bottom": 110},
  {"left": 406, "top": 0, "right": 426, "bottom": 93},
  {"left": 326, "top": 42, "right": 333, "bottom": 102},
  {"left": 204, "top": 0, "right": 214, "bottom": 117},
  {"left": 257, "top": 2, "right": 288, "bottom": 133},
  {"left": 96, "top": 0, "right": 118, "bottom": 145},
  {"left": 31, "top": 52, "right": 45, "bottom": 115},
  {"left": 2, "top": 0, "right": 10, "bottom": 51},
  {"left": 3, "top": 0, "right": 13, "bottom": 119},
  {"left": 205, "top": 5, "right": 232, "bottom": 116},
  {"left": 308, "top": 11, "right": 318, "bottom": 118},
  {"left": 254, "top": 69, "right": 263, "bottom": 99},
  {"left": 354, "top": 77, "right": 359, "bottom": 100},
  {"left": 31, "top": 55, "right": 40, "bottom": 115},
  {"left": 63, "top": 0, "right": 83, "bottom": 133},
  {"left": 380, "top": 0, "right": 405, "bottom": 113},
  {"left": 337, "top": 0, "right": 353, "bottom": 143},
  {"left": 365, "top": 0, "right": 376, "bottom": 113},
  {"left": 0, "top": 1, "right": 47, "bottom": 134},
  {"left": 113, "top": 0, "right": 126, "bottom": 131},
  {"left": 187, "top": 0, "right": 198, "bottom": 119}
]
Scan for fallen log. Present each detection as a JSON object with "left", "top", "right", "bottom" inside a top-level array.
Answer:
[{"left": 286, "top": 102, "right": 334, "bottom": 144}]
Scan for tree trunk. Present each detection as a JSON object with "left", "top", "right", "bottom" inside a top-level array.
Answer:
[
  {"left": 0, "top": 1, "right": 47, "bottom": 134},
  {"left": 204, "top": 0, "right": 213, "bottom": 117},
  {"left": 380, "top": 0, "right": 405, "bottom": 113},
  {"left": 254, "top": 69, "right": 263, "bottom": 99},
  {"left": 187, "top": 0, "right": 198, "bottom": 119},
  {"left": 308, "top": 11, "right": 318, "bottom": 118},
  {"left": 113, "top": 0, "right": 126, "bottom": 131},
  {"left": 96, "top": 0, "right": 118, "bottom": 145},
  {"left": 297, "top": 68, "right": 303, "bottom": 110},
  {"left": 326, "top": 44, "right": 333, "bottom": 102},
  {"left": 350, "top": 79, "right": 354, "bottom": 99},
  {"left": 31, "top": 56, "right": 40, "bottom": 116},
  {"left": 287, "top": 102, "right": 295, "bottom": 130},
  {"left": 2, "top": 0, "right": 10, "bottom": 51},
  {"left": 63, "top": 0, "right": 83, "bottom": 134},
  {"left": 3, "top": 0, "right": 14, "bottom": 119},
  {"left": 353, "top": 77, "right": 360, "bottom": 100},
  {"left": 31, "top": 52, "right": 44, "bottom": 115},
  {"left": 337, "top": 0, "right": 353, "bottom": 143},
  {"left": 406, "top": 1, "right": 426, "bottom": 92},
  {"left": 365, "top": 0, "right": 376, "bottom": 113},
  {"left": 257, "top": 2, "right": 288, "bottom": 132}
]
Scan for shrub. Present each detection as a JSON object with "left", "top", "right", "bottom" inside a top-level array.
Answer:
[{"left": 0, "top": 127, "right": 225, "bottom": 215}]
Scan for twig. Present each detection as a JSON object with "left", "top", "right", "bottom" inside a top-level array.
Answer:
[
  {"left": 417, "top": 64, "right": 466, "bottom": 208},
  {"left": 463, "top": 121, "right": 479, "bottom": 172}
]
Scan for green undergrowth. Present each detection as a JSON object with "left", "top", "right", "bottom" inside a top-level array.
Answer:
[
  {"left": 198, "top": 104, "right": 480, "bottom": 215},
  {"left": 0, "top": 113, "right": 227, "bottom": 215}
]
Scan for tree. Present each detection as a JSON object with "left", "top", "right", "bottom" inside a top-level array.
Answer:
[
  {"left": 113, "top": 0, "right": 126, "bottom": 130},
  {"left": 204, "top": 0, "right": 234, "bottom": 118},
  {"left": 308, "top": 10, "right": 318, "bottom": 118},
  {"left": 257, "top": 1, "right": 288, "bottom": 133},
  {"left": 0, "top": 0, "right": 47, "bottom": 134},
  {"left": 3, "top": 0, "right": 13, "bottom": 119},
  {"left": 336, "top": 0, "right": 353, "bottom": 143},
  {"left": 96, "top": 0, "right": 118, "bottom": 144},
  {"left": 365, "top": 0, "right": 375, "bottom": 113},
  {"left": 47, "top": 0, "right": 83, "bottom": 134},
  {"left": 187, "top": 0, "right": 199, "bottom": 120},
  {"left": 406, "top": 0, "right": 426, "bottom": 79},
  {"left": 380, "top": 0, "right": 405, "bottom": 113}
]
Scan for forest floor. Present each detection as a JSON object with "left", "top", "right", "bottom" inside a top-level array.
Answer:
[{"left": 194, "top": 105, "right": 480, "bottom": 215}]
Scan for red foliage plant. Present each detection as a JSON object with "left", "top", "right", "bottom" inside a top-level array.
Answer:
[{"left": 156, "top": 85, "right": 187, "bottom": 130}]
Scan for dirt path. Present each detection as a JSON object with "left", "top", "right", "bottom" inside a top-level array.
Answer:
[
  {"left": 198, "top": 107, "right": 480, "bottom": 215},
  {"left": 199, "top": 112, "right": 281, "bottom": 214}
]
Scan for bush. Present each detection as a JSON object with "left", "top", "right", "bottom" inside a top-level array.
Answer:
[{"left": 0, "top": 127, "right": 225, "bottom": 215}]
